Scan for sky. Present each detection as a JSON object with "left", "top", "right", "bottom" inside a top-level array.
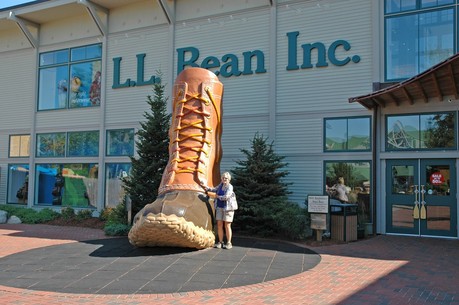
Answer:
[{"left": 0, "top": 0, "right": 36, "bottom": 10}]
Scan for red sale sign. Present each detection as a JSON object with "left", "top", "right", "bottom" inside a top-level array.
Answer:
[{"left": 430, "top": 172, "right": 445, "bottom": 185}]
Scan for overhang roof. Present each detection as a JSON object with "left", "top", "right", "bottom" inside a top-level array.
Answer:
[{"left": 349, "top": 52, "right": 459, "bottom": 110}]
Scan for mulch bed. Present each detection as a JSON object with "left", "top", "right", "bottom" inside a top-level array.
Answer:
[{"left": 44, "top": 217, "right": 106, "bottom": 230}]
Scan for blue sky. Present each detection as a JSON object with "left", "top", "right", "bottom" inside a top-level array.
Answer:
[{"left": 0, "top": 1, "right": 35, "bottom": 10}]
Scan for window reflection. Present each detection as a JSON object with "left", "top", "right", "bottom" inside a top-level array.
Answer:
[
  {"left": 105, "top": 163, "right": 131, "bottom": 208},
  {"left": 392, "top": 204, "right": 414, "bottom": 228},
  {"left": 391, "top": 165, "right": 415, "bottom": 194},
  {"left": 106, "top": 129, "right": 135, "bottom": 156},
  {"left": 324, "top": 161, "right": 372, "bottom": 223},
  {"left": 426, "top": 206, "right": 450, "bottom": 230},
  {"left": 386, "top": 112, "right": 456, "bottom": 150},
  {"left": 324, "top": 117, "right": 371, "bottom": 151}
]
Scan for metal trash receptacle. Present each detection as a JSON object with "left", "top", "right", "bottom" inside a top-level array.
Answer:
[{"left": 330, "top": 202, "right": 358, "bottom": 242}]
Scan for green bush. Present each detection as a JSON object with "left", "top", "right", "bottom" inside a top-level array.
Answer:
[
  {"left": 101, "top": 202, "right": 127, "bottom": 225},
  {"left": 273, "top": 203, "right": 310, "bottom": 240},
  {"left": 61, "top": 207, "right": 75, "bottom": 220},
  {"left": 76, "top": 209, "right": 93, "bottom": 220},
  {"left": 0, "top": 206, "right": 60, "bottom": 224},
  {"left": 104, "top": 223, "right": 131, "bottom": 236}
]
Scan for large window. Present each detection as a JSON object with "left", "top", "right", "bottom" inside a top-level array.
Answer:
[
  {"left": 105, "top": 163, "right": 131, "bottom": 208},
  {"left": 324, "top": 117, "right": 371, "bottom": 151},
  {"left": 38, "top": 44, "right": 102, "bottom": 110},
  {"left": 386, "top": 112, "right": 456, "bottom": 150},
  {"left": 9, "top": 135, "right": 30, "bottom": 157},
  {"left": 325, "top": 161, "right": 372, "bottom": 223},
  {"left": 36, "top": 131, "right": 99, "bottom": 157},
  {"left": 385, "top": 1, "right": 455, "bottom": 81},
  {"left": 35, "top": 163, "right": 98, "bottom": 207},
  {"left": 106, "top": 129, "right": 135, "bottom": 156}
]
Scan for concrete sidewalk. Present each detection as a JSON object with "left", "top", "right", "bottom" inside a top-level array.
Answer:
[{"left": 0, "top": 224, "right": 458, "bottom": 305}]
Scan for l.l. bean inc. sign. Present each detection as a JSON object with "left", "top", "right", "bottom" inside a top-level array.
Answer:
[{"left": 112, "top": 31, "right": 361, "bottom": 88}]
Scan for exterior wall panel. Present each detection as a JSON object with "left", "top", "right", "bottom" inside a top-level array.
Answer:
[
  {"left": 39, "top": 14, "right": 101, "bottom": 46},
  {"left": 105, "top": 26, "right": 170, "bottom": 125},
  {"left": 108, "top": 1, "right": 167, "bottom": 34},
  {"left": 0, "top": 49, "right": 35, "bottom": 129},
  {"left": 276, "top": 0, "right": 373, "bottom": 113},
  {"left": 175, "top": 0, "right": 269, "bottom": 21}
]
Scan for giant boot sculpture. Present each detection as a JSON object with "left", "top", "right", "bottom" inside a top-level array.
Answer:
[{"left": 128, "top": 67, "right": 223, "bottom": 249}]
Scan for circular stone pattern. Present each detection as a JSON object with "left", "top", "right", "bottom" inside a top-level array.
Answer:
[{"left": 0, "top": 236, "right": 320, "bottom": 294}]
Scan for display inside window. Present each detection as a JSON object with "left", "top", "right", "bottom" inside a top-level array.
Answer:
[
  {"left": 386, "top": 112, "right": 456, "bottom": 150},
  {"left": 9, "top": 135, "right": 30, "bottom": 157},
  {"left": 38, "top": 44, "right": 102, "bottom": 110},
  {"left": 36, "top": 133, "right": 66, "bottom": 157},
  {"left": 35, "top": 163, "right": 98, "bottom": 207},
  {"left": 69, "top": 62, "right": 102, "bottom": 108},
  {"left": 325, "top": 117, "right": 371, "bottom": 151},
  {"left": 106, "top": 129, "right": 135, "bottom": 156},
  {"left": 8, "top": 164, "right": 29, "bottom": 205},
  {"left": 105, "top": 163, "right": 131, "bottom": 208},
  {"left": 325, "top": 161, "right": 372, "bottom": 224},
  {"left": 385, "top": 5, "right": 454, "bottom": 81},
  {"left": 67, "top": 131, "right": 99, "bottom": 157}
]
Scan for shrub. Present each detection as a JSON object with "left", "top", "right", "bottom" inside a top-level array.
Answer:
[
  {"left": 76, "top": 209, "right": 93, "bottom": 220},
  {"left": 273, "top": 203, "right": 311, "bottom": 240},
  {"left": 61, "top": 207, "right": 75, "bottom": 220},
  {"left": 101, "top": 202, "right": 127, "bottom": 225},
  {"left": 0, "top": 206, "right": 60, "bottom": 224},
  {"left": 104, "top": 223, "right": 131, "bottom": 236}
]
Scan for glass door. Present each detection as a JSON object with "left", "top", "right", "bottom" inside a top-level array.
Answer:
[{"left": 386, "top": 159, "right": 457, "bottom": 237}]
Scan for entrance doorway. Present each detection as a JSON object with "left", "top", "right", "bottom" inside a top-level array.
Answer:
[{"left": 386, "top": 159, "right": 457, "bottom": 237}]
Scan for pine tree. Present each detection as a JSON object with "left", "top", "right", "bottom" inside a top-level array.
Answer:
[
  {"left": 123, "top": 71, "right": 171, "bottom": 216},
  {"left": 231, "top": 133, "right": 308, "bottom": 238}
]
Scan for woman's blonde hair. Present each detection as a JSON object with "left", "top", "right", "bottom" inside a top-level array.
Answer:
[{"left": 222, "top": 172, "right": 231, "bottom": 181}]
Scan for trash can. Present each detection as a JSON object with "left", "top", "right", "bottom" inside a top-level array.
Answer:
[{"left": 330, "top": 202, "right": 358, "bottom": 242}]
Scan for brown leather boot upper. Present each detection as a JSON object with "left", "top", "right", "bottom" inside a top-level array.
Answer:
[{"left": 159, "top": 68, "right": 224, "bottom": 195}]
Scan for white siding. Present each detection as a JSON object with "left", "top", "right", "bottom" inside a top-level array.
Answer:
[
  {"left": 108, "top": 0, "right": 168, "bottom": 34},
  {"left": 175, "top": 0, "right": 269, "bottom": 21},
  {"left": 276, "top": 0, "right": 374, "bottom": 113},
  {"left": 40, "top": 14, "right": 101, "bottom": 47},
  {"left": 0, "top": 49, "right": 35, "bottom": 130},
  {"left": 105, "top": 25, "right": 171, "bottom": 126}
]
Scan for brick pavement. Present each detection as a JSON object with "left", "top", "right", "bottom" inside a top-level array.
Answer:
[{"left": 0, "top": 224, "right": 458, "bottom": 305}]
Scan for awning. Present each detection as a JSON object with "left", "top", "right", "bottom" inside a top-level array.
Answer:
[{"left": 349, "top": 52, "right": 459, "bottom": 110}]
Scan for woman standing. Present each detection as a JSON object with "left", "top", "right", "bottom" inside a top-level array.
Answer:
[{"left": 207, "top": 172, "right": 235, "bottom": 249}]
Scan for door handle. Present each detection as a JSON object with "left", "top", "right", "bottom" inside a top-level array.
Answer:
[
  {"left": 413, "top": 185, "right": 419, "bottom": 219},
  {"left": 420, "top": 185, "right": 426, "bottom": 220}
]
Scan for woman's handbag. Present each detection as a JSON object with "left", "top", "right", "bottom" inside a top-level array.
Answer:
[{"left": 226, "top": 193, "right": 238, "bottom": 211}]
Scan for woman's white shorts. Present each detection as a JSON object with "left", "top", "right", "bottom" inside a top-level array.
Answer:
[{"left": 215, "top": 207, "right": 234, "bottom": 222}]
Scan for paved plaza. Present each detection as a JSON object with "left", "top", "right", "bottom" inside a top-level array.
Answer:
[{"left": 0, "top": 224, "right": 458, "bottom": 305}]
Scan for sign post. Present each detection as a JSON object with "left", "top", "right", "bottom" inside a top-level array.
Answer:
[{"left": 308, "top": 195, "right": 329, "bottom": 241}]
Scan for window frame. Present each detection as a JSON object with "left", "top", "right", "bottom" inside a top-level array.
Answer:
[
  {"left": 324, "top": 160, "right": 373, "bottom": 224},
  {"left": 37, "top": 43, "right": 102, "bottom": 111},
  {"left": 324, "top": 116, "right": 372, "bottom": 152},
  {"left": 384, "top": 1, "right": 456, "bottom": 82},
  {"left": 9, "top": 134, "right": 31, "bottom": 158},
  {"left": 385, "top": 111, "right": 457, "bottom": 151},
  {"left": 106, "top": 129, "right": 135, "bottom": 157}
]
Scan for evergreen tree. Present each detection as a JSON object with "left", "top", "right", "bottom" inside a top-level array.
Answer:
[
  {"left": 231, "top": 133, "right": 309, "bottom": 239},
  {"left": 123, "top": 72, "right": 171, "bottom": 216}
]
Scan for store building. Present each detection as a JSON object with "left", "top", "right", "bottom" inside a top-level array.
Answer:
[{"left": 0, "top": 0, "right": 457, "bottom": 239}]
